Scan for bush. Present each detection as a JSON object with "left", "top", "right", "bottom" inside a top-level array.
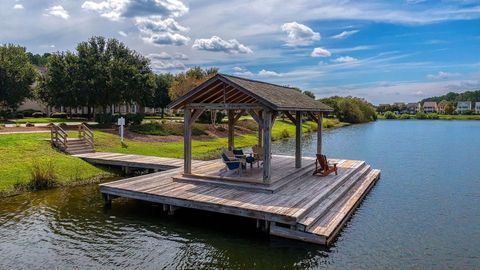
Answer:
[
  {"left": 95, "top": 114, "right": 118, "bottom": 125},
  {"left": 25, "top": 122, "right": 35, "bottom": 127},
  {"left": 399, "top": 114, "right": 411, "bottom": 120},
  {"left": 95, "top": 113, "right": 145, "bottom": 125},
  {"left": 15, "top": 161, "right": 58, "bottom": 191},
  {"left": 32, "top": 112, "right": 46, "bottom": 118},
  {"left": 383, "top": 111, "right": 397, "bottom": 119},
  {"left": 427, "top": 113, "right": 439, "bottom": 119},
  {"left": 20, "top": 109, "right": 40, "bottom": 117},
  {"left": 415, "top": 112, "right": 427, "bottom": 119},
  {"left": 15, "top": 113, "right": 24, "bottom": 119},
  {"left": 280, "top": 129, "right": 290, "bottom": 139},
  {"left": 125, "top": 113, "right": 145, "bottom": 125},
  {"left": 50, "top": 112, "right": 67, "bottom": 118},
  {"left": 198, "top": 111, "right": 226, "bottom": 124}
]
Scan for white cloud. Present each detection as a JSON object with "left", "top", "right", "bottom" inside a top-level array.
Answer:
[
  {"left": 281, "top": 22, "right": 320, "bottom": 46},
  {"left": 118, "top": 31, "right": 127, "bottom": 37},
  {"left": 330, "top": 45, "right": 374, "bottom": 53},
  {"left": 192, "top": 36, "right": 252, "bottom": 54},
  {"left": 45, "top": 5, "right": 70, "bottom": 20},
  {"left": 427, "top": 71, "right": 461, "bottom": 80},
  {"left": 258, "top": 69, "right": 281, "bottom": 77},
  {"left": 81, "top": 0, "right": 188, "bottom": 21},
  {"left": 148, "top": 53, "right": 185, "bottom": 71},
  {"left": 148, "top": 52, "right": 172, "bottom": 60},
  {"left": 311, "top": 47, "right": 331, "bottom": 57},
  {"left": 232, "top": 67, "right": 253, "bottom": 76},
  {"left": 333, "top": 56, "right": 358, "bottom": 63},
  {"left": 151, "top": 60, "right": 185, "bottom": 71},
  {"left": 13, "top": 4, "right": 24, "bottom": 10},
  {"left": 135, "top": 17, "right": 190, "bottom": 46},
  {"left": 331, "top": 30, "right": 359, "bottom": 39},
  {"left": 174, "top": 53, "right": 188, "bottom": 60}
]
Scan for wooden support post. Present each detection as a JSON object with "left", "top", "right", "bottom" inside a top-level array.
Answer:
[
  {"left": 317, "top": 112, "right": 323, "bottom": 155},
  {"left": 228, "top": 110, "right": 235, "bottom": 150},
  {"left": 184, "top": 109, "right": 192, "bottom": 174},
  {"left": 295, "top": 111, "right": 302, "bottom": 168},
  {"left": 257, "top": 110, "right": 263, "bottom": 147},
  {"left": 102, "top": 193, "right": 112, "bottom": 208},
  {"left": 263, "top": 110, "right": 272, "bottom": 183}
]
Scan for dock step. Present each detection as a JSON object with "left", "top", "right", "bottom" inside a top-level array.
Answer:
[
  {"left": 294, "top": 161, "right": 367, "bottom": 225},
  {"left": 298, "top": 164, "right": 371, "bottom": 230},
  {"left": 306, "top": 169, "right": 380, "bottom": 244}
]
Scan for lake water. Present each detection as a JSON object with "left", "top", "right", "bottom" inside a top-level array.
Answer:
[{"left": 1, "top": 120, "right": 479, "bottom": 269}]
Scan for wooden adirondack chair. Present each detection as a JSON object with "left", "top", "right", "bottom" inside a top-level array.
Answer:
[{"left": 313, "top": 154, "right": 338, "bottom": 176}]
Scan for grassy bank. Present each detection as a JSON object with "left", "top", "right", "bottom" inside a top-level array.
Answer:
[
  {"left": 0, "top": 133, "right": 112, "bottom": 194},
  {"left": 0, "top": 118, "right": 347, "bottom": 194}
]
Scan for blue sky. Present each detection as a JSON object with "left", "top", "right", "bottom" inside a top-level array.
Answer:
[{"left": 1, "top": 0, "right": 479, "bottom": 104}]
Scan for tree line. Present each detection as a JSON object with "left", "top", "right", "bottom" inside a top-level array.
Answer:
[{"left": 0, "top": 37, "right": 222, "bottom": 118}]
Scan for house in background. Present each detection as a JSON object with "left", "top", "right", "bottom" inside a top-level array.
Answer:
[
  {"left": 406, "top": 103, "right": 421, "bottom": 114},
  {"left": 456, "top": 101, "right": 472, "bottom": 114},
  {"left": 437, "top": 101, "right": 449, "bottom": 114},
  {"left": 423, "top": 102, "right": 438, "bottom": 113},
  {"left": 475, "top": 102, "right": 480, "bottom": 114}
]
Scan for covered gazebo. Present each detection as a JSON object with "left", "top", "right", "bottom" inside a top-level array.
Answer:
[{"left": 168, "top": 74, "right": 333, "bottom": 184}]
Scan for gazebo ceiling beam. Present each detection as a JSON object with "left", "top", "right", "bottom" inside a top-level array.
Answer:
[
  {"left": 233, "top": 110, "right": 245, "bottom": 124},
  {"left": 284, "top": 111, "right": 297, "bottom": 125},
  {"left": 247, "top": 109, "right": 264, "bottom": 129},
  {"left": 196, "top": 85, "right": 235, "bottom": 103},
  {"left": 308, "top": 112, "right": 319, "bottom": 123},
  {"left": 226, "top": 91, "right": 247, "bottom": 103},
  {"left": 187, "top": 103, "right": 263, "bottom": 110},
  {"left": 200, "top": 88, "right": 235, "bottom": 103},
  {"left": 185, "top": 81, "right": 224, "bottom": 105}
]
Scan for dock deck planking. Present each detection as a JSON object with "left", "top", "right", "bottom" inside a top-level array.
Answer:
[{"left": 80, "top": 152, "right": 380, "bottom": 245}]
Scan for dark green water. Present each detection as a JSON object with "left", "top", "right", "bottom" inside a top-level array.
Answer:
[{"left": 1, "top": 120, "right": 479, "bottom": 269}]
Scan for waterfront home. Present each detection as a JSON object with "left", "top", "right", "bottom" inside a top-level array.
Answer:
[
  {"left": 406, "top": 103, "right": 421, "bottom": 114},
  {"left": 456, "top": 101, "right": 472, "bottom": 114},
  {"left": 423, "top": 102, "right": 438, "bottom": 113},
  {"left": 438, "top": 101, "right": 448, "bottom": 114},
  {"left": 475, "top": 102, "right": 480, "bottom": 114}
]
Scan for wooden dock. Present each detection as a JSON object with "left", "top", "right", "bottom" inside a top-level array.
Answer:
[{"left": 77, "top": 152, "right": 380, "bottom": 245}]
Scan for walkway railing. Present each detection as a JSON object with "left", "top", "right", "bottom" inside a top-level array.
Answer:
[
  {"left": 51, "top": 124, "right": 68, "bottom": 150},
  {"left": 78, "top": 123, "right": 94, "bottom": 148}
]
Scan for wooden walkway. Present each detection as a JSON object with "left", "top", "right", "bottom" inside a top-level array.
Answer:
[{"left": 77, "top": 152, "right": 380, "bottom": 245}]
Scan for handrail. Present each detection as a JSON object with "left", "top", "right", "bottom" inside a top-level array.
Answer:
[
  {"left": 51, "top": 124, "right": 68, "bottom": 150},
  {"left": 78, "top": 123, "right": 94, "bottom": 148}
]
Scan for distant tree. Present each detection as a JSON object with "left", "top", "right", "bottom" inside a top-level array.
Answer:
[
  {"left": 26, "top": 52, "right": 51, "bottom": 67},
  {"left": 76, "top": 37, "right": 155, "bottom": 114},
  {"left": 39, "top": 36, "right": 155, "bottom": 117},
  {"left": 0, "top": 44, "right": 37, "bottom": 110},
  {"left": 383, "top": 111, "right": 396, "bottom": 119},
  {"left": 169, "top": 66, "right": 218, "bottom": 100},
  {"left": 303, "top": 90, "right": 315, "bottom": 99},
  {"left": 37, "top": 52, "right": 79, "bottom": 109},
  {"left": 150, "top": 73, "right": 174, "bottom": 118},
  {"left": 320, "top": 96, "right": 376, "bottom": 123},
  {"left": 444, "top": 102, "right": 454, "bottom": 115}
]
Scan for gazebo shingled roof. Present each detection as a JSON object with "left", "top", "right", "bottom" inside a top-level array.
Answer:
[{"left": 168, "top": 73, "right": 333, "bottom": 112}]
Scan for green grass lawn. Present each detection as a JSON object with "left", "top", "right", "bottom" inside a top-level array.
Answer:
[
  {"left": 0, "top": 118, "right": 346, "bottom": 194},
  {"left": 0, "top": 133, "right": 110, "bottom": 194},
  {"left": 13, "top": 117, "right": 85, "bottom": 124}
]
